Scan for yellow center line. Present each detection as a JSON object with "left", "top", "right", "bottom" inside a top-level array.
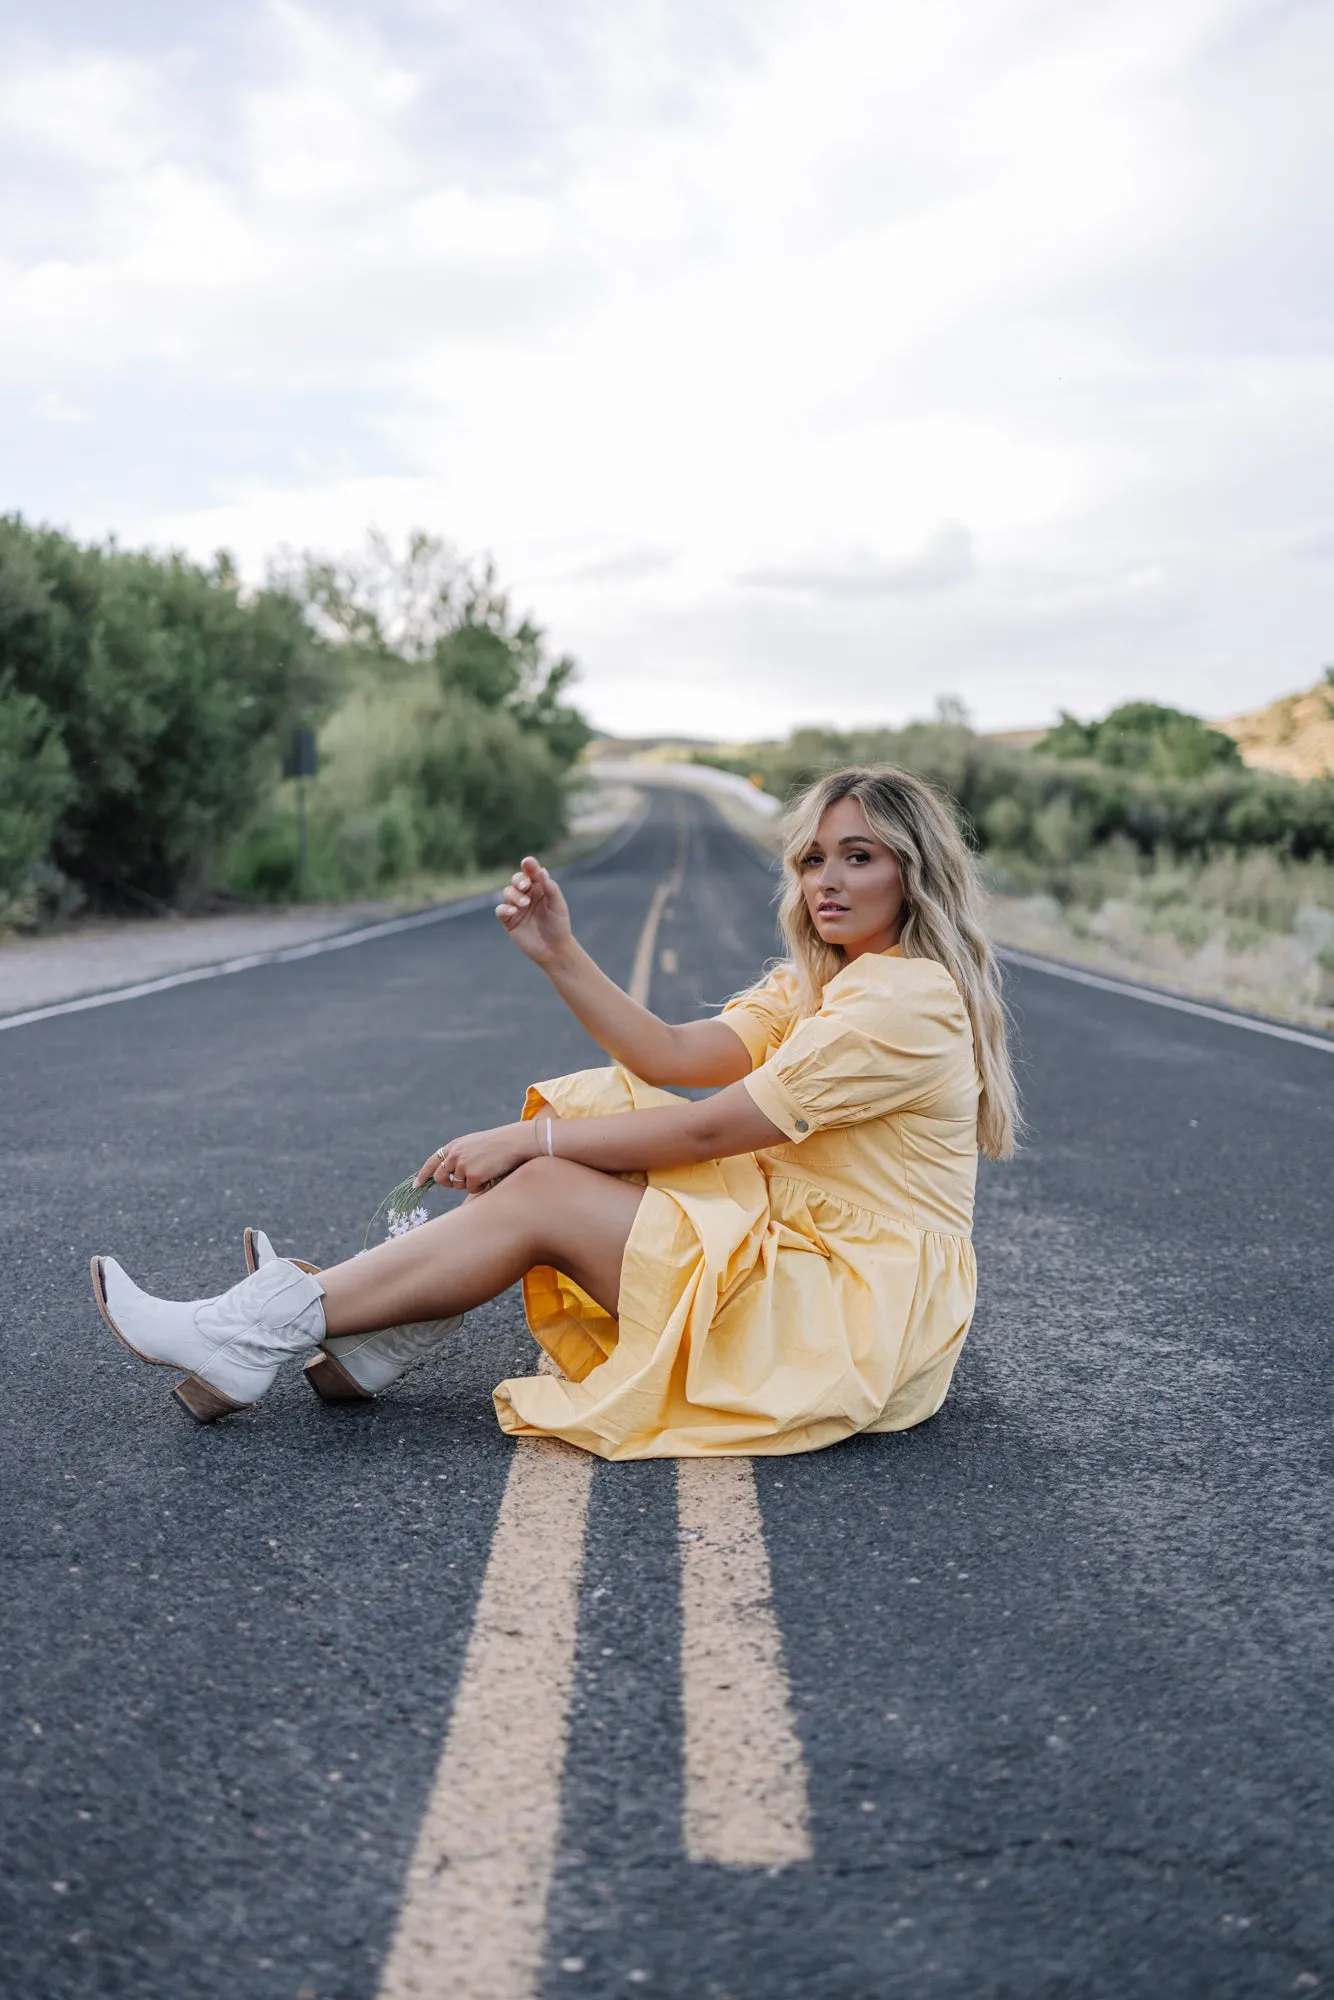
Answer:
[
  {"left": 638, "top": 797, "right": 811, "bottom": 1868},
  {"left": 377, "top": 1442, "right": 594, "bottom": 2000},
  {"left": 378, "top": 793, "right": 809, "bottom": 2000},
  {"left": 677, "top": 1459, "right": 812, "bottom": 1866},
  {"left": 626, "top": 796, "right": 688, "bottom": 1010}
]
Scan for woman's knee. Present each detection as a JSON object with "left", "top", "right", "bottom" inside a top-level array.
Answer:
[
  {"left": 498, "top": 1155, "right": 641, "bottom": 1265},
  {"left": 496, "top": 1159, "right": 639, "bottom": 1310},
  {"left": 490, "top": 1157, "right": 605, "bottom": 1237},
  {"left": 501, "top": 1155, "right": 590, "bottom": 1200}
]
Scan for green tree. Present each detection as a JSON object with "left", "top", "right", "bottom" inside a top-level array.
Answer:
[
  {"left": 0, "top": 681, "right": 73, "bottom": 909},
  {"left": 0, "top": 516, "right": 335, "bottom": 908},
  {"left": 227, "top": 530, "right": 588, "bottom": 902},
  {"left": 283, "top": 528, "right": 590, "bottom": 768},
  {"left": 1041, "top": 700, "right": 1243, "bottom": 779}
]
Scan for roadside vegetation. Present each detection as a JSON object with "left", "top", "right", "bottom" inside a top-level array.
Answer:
[
  {"left": 4, "top": 506, "right": 1329, "bottom": 1021},
  {"left": 0, "top": 519, "right": 589, "bottom": 927},
  {"left": 697, "top": 691, "right": 1334, "bottom": 1021}
]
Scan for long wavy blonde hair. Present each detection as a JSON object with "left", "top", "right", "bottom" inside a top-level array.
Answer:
[{"left": 775, "top": 765, "right": 1020, "bottom": 1161}]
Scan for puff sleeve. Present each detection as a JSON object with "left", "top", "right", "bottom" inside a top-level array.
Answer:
[
  {"left": 741, "top": 956, "right": 972, "bottom": 1143},
  {"left": 718, "top": 962, "right": 803, "bottom": 1071}
]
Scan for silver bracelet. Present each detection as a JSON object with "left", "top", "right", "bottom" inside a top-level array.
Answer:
[{"left": 543, "top": 1115, "right": 555, "bottom": 1158}]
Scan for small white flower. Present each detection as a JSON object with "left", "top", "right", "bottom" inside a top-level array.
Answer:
[
  {"left": 387, "top": 1206, "right": 429, "bottom": 1237},
  {"left": 365, "top": 1173, "right": 435, "bottom": 1250}
]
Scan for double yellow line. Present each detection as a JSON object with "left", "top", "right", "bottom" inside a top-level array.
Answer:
[{"left": 380, "top": 799, "right": 810, "bottom": 2000}]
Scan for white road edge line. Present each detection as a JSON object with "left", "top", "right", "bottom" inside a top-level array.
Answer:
[
  {"left": 377, "top": 1442, "right": 595, "bottom": 2000},
  {"left": 0, "top": 895, "right": 500, "bottom": 1033},
  {"left": 998, "top": 946, "right": 1334, "bottom": 1054},
  {"left": 676, "top": 1459, "right": 813, "bottom": 1867},
  {"left": 0, "top": 798, "right": 653, "bottom": 1035}
]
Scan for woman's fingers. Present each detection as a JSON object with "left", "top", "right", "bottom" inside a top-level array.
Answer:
[
  {"left": 496, "top": 857, "right": 561, "bottom": 940},
  {"left": 415, "top": 1141, "right": 498, "bottom": 1192}
]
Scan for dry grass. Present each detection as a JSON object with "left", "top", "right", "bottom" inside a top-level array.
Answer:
[
  {"left": 986, "top": 846, "right": 1334, "bottom": 1025},
  {"left": 1218, "top": 676, "right": 1334, "bottom": 783}
]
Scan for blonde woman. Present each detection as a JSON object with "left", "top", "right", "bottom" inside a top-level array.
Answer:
[{"left": 92, "top": 767, "right": 1018, "bottom": 1453}]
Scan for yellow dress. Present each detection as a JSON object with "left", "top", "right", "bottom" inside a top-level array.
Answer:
[{"left": 492, "top": 948, "right": 980, "bottom": 1459}]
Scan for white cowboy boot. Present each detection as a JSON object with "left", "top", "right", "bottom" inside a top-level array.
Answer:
[
  {"left": 242, "top": 1227, "right": 464, "bottom": 1403},
  {"left": 243, "top": 1227, "right": 319, "bottom": 1277},
  {"left": 304, "top": 1318, "right": 466, "bottom": 1401},
  {"left": 91, "top": 1254, "right": 326, "bottom": 1423}
]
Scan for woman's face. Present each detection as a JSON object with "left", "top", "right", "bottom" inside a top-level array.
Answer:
[{"left": 797, "top": 797, "right": 906, "bottom": 958}]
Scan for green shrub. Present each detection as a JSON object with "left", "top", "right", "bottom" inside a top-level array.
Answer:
[
  {"left": 286, "top": 528, "right": 591, "bottom": 772},
  {"left": 2, "top": 518, "right": 590, "bottom": 915},
  {"left": 0, "top": 517, "right": 335, "bottom": 908},
  {"left": 223, "top": 672, "right": 570, "bottom": 902},
  {"left": 1040, "top": 700, "right": 1243, "bottom": 778},
  {"left": 224, "top": 529, "right": 589, "bottom": 903},
  {"left": 701, "top": 707, "right": 1334, "bottom": 867},
  {"left": 0, "top": 681, "right": 74, "bottom": 910},
  {"left": 223, "top": 810, "right": 306, "bottom": 904}
]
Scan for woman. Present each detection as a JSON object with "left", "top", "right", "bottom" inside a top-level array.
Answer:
[{"left": 91, "top": 767, "right": 1018, "bottom": 1455}]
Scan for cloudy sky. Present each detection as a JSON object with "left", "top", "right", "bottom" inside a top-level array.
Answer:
[{"left": 2, "top": 0, "right": 1331, "bottom": 738}]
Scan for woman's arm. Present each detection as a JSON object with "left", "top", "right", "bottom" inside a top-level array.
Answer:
[
  {"left": 541, "top": 938, "right": 753, "bottom": 1086},
  {"left": 496, "top": 857, "right": 752, "bottom": 1088},
  {"left": 418, "top": 1084, "right": 784, "bottom": 1194}
]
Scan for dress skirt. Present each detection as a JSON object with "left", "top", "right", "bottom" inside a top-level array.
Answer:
[{"left": 491, "top": 1065, "right": 977, "bottom": 1461}]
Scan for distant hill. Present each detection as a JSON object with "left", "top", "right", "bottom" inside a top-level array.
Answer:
[
  {"left": 985, "top": 727, "right": 1048, "bottom": 749},
  {"left": 1217, "top": 676, "right": 1334, "bottom": 782},
  {"left": 588, "top": 683, "right": 1334, "bottom": 784},
  {"left": 585, "top": 734, "right": 722, "bottom": 758}
]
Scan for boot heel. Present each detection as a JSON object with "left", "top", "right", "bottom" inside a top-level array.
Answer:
[
  {"left": 173, "top": 1375, "right": 248, "bottom": 1423},
  {"left": 304, "top": 1350, "right": 374, "bottom": 1403}
]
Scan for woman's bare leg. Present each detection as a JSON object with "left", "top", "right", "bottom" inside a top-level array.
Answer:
[{"left": 317, "top": 1158, "right": 644, "bottom": 1336}]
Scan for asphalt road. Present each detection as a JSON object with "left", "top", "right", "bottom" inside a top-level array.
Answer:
[{"left": 2, "top": 786, "right": 1331, "bottom": 2000}]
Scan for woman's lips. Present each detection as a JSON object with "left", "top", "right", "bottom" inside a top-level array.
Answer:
[{"left": 817, "top": 903, "right": 849, "bottom": 916}]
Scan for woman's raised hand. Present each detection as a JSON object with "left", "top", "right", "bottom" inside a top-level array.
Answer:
[{"left": 495, "top": 857, "right": 573, "bottom": 965}]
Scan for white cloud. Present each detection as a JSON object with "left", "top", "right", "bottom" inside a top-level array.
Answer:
[
  {"left": 1, "top": 0, "right": 1332, "bottom": 734},
  {"left": 30, "top": 389, "right": 91, "bottom": 424},
  {"left": 738, "top": 523, "right": 976, "bottom": 599},
  {"left": 0, "top": 48, "right": 172, "bottom": 175}
]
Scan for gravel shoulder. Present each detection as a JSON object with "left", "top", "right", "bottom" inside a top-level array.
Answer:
[
  {"left": 0, "top": 902, "right": 424, "bottom": 1017},
  {"left": 0, "top": 784, "right": 644, "bottom": 1019}
]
